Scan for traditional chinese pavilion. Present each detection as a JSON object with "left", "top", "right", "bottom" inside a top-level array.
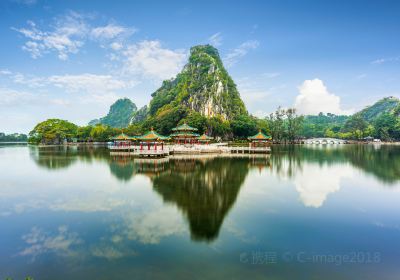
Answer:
[
  {"left": 110, "top": 133, "right": 135, "bottom": 148},
  {"left": 197, "top": 133, "right": 213, "bottom": 144},
  {"left": 248, "top": 130, "right": 272, "bottom": 148},
  {"left": 136, "top": 127, "right": 169, "bottom": 151},
  {"left": 170, "top": 123, "right": 200, "bottom": 144}
]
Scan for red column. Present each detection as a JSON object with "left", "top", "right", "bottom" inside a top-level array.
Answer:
[
  {"left": 155, "top": 142, "right": 157, "bottom": 150},
  {"left": 148, "top": 142, "right": 150, "bottom": 150},
  {"left": 161, "top": 142, "right": 164, "bottom": 150}
]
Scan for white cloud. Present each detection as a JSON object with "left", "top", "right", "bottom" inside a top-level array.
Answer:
[
  {"left": 13, "top": 12, "right": 136, "bottom": 60},
  {"left": 7, "top": 71, "right": 133, "bottom": 95},
  {"left": 355, "top": 73, "right": 367, "bottom": 79},
  {"left": 19, "top": 226, "right": 82, "bottom": 260},
  {"left": 46, "top": 74, "right": 132, "bottom": 105},
  {"left": 48, "top": 73, "right": 129, "bottom": 93},
  {"left": 124, "top": 207, "right": 186, "bottom": 244},
  {"left": 224, "top": 40, "right": 259, "bottom": 67},
  {"left": 110, "top": 42, "right": 123, "bottom": 51},
  {"left": 91, "top": 23, "right": 135, "bottom": 40},
  {"left": 371, "top": 56, "right": 400, "bottom": 64},
  {"left": 11, "top": 0, "right": 37, "bottom": 5},
  {"left": 13, "top": 73, "right": 46, "bottom": 88},
  {"left": 121, "top": 40, "right": 187, "bottom": 80},
  {"left": 0, "top": 87, "right": 37, "bottom": 106},
  {"left": 0, "top": 69, "right": 12, "bottom": 75},
  {"left": 208, "top": 32, "right": 222, "bottom": 47},
  {"left": 263, "top": 72, "right": 281, "bottom": 78},
  {"left": 294, "top": 79, "right": 352, "bottom": 115},
  {"left": 13, "top": 12, "right": 88, "bottom": 60}
]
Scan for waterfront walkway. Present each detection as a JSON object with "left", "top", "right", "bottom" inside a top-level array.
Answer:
[{"left": 108, "top": 144, "right": 271, "bottom": 156}]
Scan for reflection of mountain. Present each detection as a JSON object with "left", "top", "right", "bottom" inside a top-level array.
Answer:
[
  {"left": 151, "top": 157, "right": 250, "bottom": 242},
  {"left": 271, "top": 145, "right": 400, "bottom": 184}
]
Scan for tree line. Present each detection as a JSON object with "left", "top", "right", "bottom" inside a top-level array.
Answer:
[
  {"left": 0, "top": 132, "right": 28, "bottom": 142},
  {"left": 27, "top": 106, "right": 400, "bottom": 145}
]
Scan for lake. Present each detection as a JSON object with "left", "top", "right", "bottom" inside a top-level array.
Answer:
[{"left": 0, "top": 144, "right": 399, "bottom": 280}]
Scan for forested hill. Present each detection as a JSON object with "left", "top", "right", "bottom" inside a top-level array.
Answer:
[
  {"left": 301, "top": 96, "right": 400, "bottom": 140},
  {"left": 357, "top": 96, "right": 399, "bottom": 122},
  {"left": 147, "top": 44, "right": 247, "bottom": 121},
  {"left": 89, "top": 98, "right": 137, "bottom": 128}
]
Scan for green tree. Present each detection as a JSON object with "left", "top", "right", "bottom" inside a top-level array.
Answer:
[
  {"left": 207, "top": 116, "right": 231, "bottom": 139},
  {"left": 29, "top": 119, "right": 78, "bottom": 144},
  {"left": 342, "top": 114, "right": 368, "bottom": 139},
  {"left": 286, "top": 108, "right": 304, "bottom": 143},
  {"left": 181, "top": 111, "right": 208, "bottom": 134},
  {"left": 267, "top": 107, "right": 285, "bottom": 142},
  {"left": 230, "top": 114, "right": 258, "bottom": 138},
  {"left": 90, "top": 124, "right": 117, "bottom": 142},
  {"left": 373, "top": 113, "right": 398, "bottom": 141},
  {"left": 76, "top": 125, "right": 93, "bottom": 142}
]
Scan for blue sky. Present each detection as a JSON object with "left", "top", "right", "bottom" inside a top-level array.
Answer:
[{"left": 1, "top": 0, "right": 399, "bottom": 133}]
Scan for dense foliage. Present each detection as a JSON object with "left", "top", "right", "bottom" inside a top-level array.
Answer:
[
  {"left": 266, "top": 108, "right": 304, "bottom": 143},
  {"left": 89, "top": 98, "right": 137, "bottom": 128},
  {"left": 358, "top": 96, "right": 399, "bottom": 122},
  {"left": 29, "top": 119, "right": 78, "bottom": 144},
  {"left": 301, "top": 97, "right": 400, "bottom": 140},
  {"left": 0, "top": 132, "right": 28, "bottom": 142},
  {"left": 301, "top": 113, "right": 349, "bottom": 138}
]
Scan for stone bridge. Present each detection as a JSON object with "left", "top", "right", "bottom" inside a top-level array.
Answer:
[{"left": 304, "top": 138, "right": 346, "bottom": 144}]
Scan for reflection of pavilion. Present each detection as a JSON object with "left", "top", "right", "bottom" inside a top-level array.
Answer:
[
  {"left": 133, "top": 158, "right": 169, "bottom": 178},
  {"left": 248, "top": 155, "right": 272, "bottom": 173}
]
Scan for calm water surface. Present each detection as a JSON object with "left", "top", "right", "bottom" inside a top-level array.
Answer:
[{"left": 0, "top": 144, "right": 400, "bottom": 280}]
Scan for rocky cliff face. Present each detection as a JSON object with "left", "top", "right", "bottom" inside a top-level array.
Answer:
[{"left": 149, "top": 45, "right": 247, "bottom": 120}]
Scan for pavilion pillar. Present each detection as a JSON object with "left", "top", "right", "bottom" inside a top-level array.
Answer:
[
  {"left": 148, "top": 142, "right": 150, "bottom": 150},
  {"left": 155, "top": 142, "right": 157, "bottom": 151},
  {"left": 161, "top": 142, "right": 164, "bottom": 150}
]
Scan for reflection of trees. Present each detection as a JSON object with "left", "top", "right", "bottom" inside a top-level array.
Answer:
[
  {"left": 271, "top": 145, "right": 400, "bottom": 184},
  {"left": 151, "top": 157, "right": 250, "bottom": 242},
  {"left": 343, "top": 145, "right": 400, "bottom": 184},
  {"left": 30, "top": 146, "right": 110, "bottom": 170},
  {"left": 29, "top": 146, "right": 79, "bottom": 170}
]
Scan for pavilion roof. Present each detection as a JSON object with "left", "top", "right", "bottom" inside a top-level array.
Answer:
[
  {"left": 170, "top": 132, "right": 200, "bottom": 137},
  {"left": 248, "top": 130, "right": 272, "bottom": 141},
  {"left": 197, "top": 133, "right": 214, "bottom": 141},
  {"left": 111, "top": 133, "right": 135, "bottom": 141},
  {"left": 171, "top": 122, "right": 198, "bottom": 132},
  {"left": 136, "top": 129, "right": 169, "bottom": 141}
]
